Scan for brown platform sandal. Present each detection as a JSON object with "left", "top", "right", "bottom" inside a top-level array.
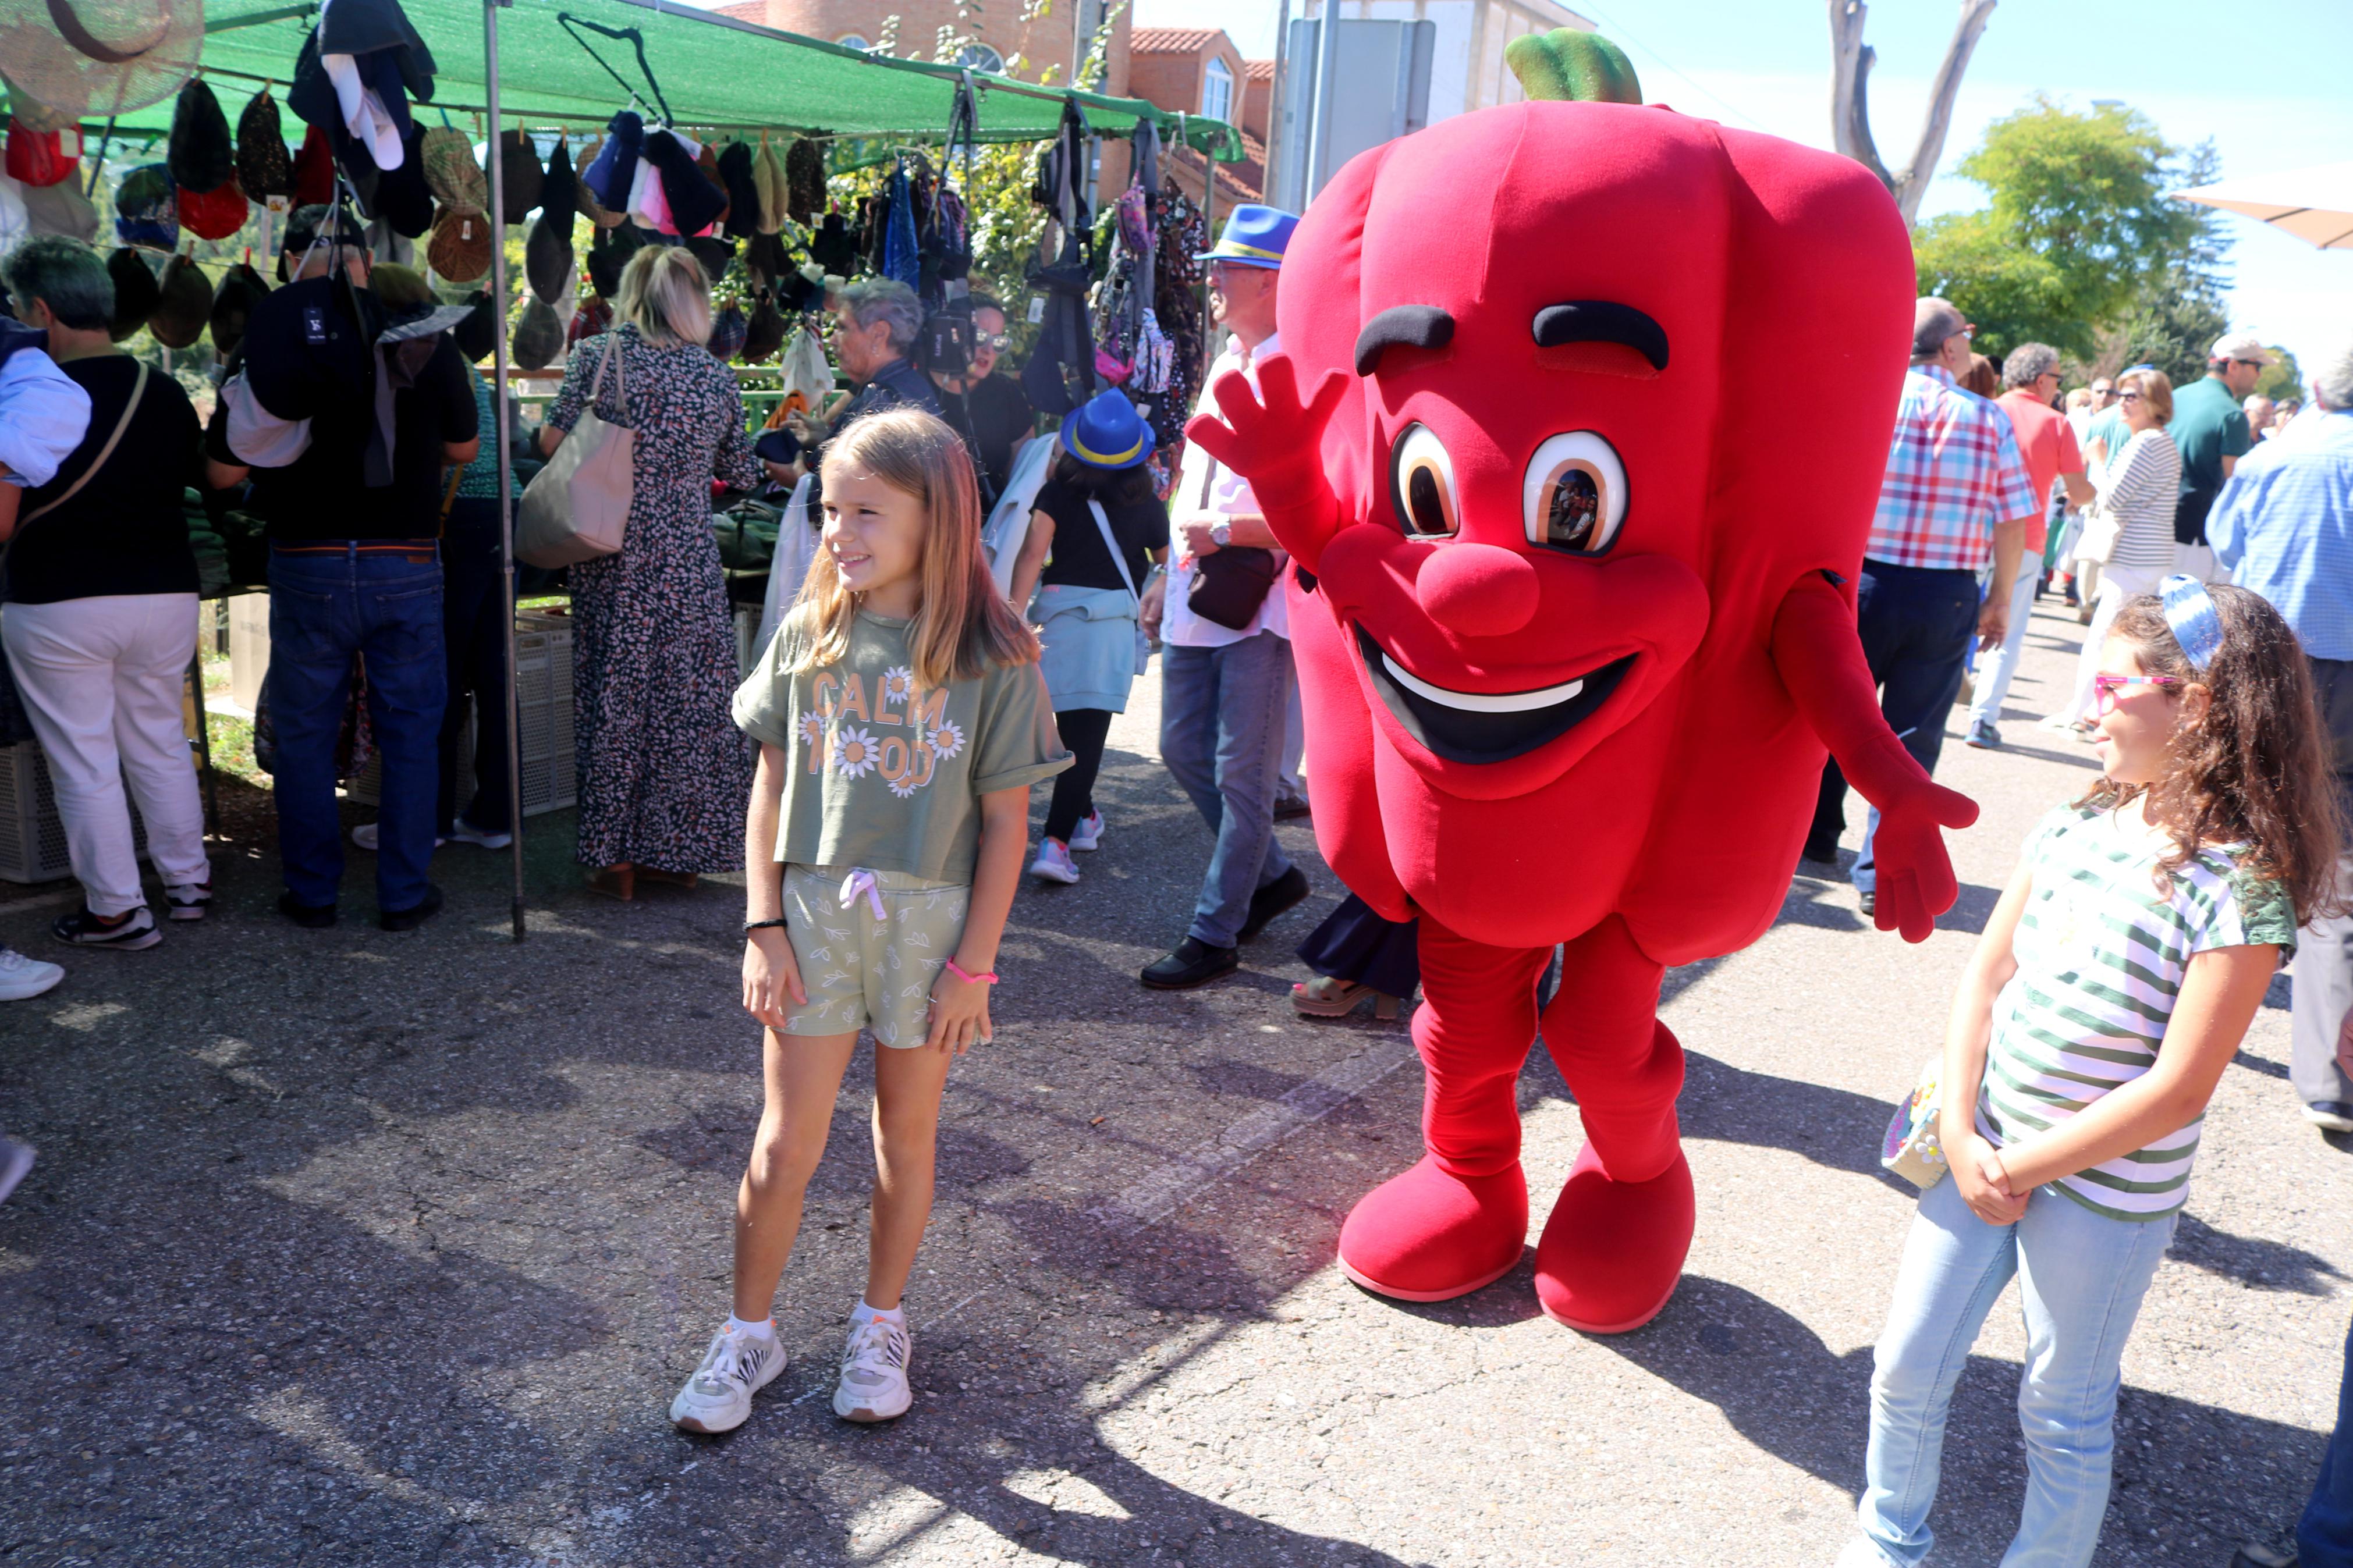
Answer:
[
  {"left": 1291, "top": 975, "right": 1404, "bottom": 1021},
  {"left": 586, "top": 864, "right": 636, "bottom": 901}
]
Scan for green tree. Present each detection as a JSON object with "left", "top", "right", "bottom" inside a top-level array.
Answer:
[
  {"left": 1912, "top": 96, "right": 2205, "bottom": 362},
  {"left": 2258, "top": 347, "right": 2304, "bottom": 402}
]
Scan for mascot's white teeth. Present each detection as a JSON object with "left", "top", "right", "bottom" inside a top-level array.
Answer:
[{"left": 1377, "top": 653, "right": 1585, "bottom": 713}]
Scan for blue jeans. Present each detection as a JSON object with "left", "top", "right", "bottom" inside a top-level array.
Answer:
[
  {"left": 1848, "top": 1175, "right": 2176, "bottom": 1568},
  {"left": 1966, "top": 558, "right": 2039, "bottom": 733},
  {"left": 1159, "top": 632, "right": 1296, "bottom": 948},
  {"left": 2303, "top": 1312, "right": 2353, "bottom": 1567},
  {"left": 1810, "top": 560, "right": 1980, "bottom": 894},
  {"left": 268, "top": 545, "right": 447, "bottom": 912}
]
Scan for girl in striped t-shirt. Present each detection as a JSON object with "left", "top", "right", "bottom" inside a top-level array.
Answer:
[{"left": 1841, "top": 580, "right": 2341, "bottom": 1568}]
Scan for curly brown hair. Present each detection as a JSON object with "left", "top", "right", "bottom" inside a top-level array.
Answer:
[{"left": 2081, "top": 585, "right": 2345, "bottom": 924}]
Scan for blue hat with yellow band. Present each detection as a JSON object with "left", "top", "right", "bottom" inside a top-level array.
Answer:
[
  {"left": 1059, "top": 389, "right": 1156, "bottom": 470},
  {"left": 1195, "top": 202, "right": 1298, "bottom": 270}
]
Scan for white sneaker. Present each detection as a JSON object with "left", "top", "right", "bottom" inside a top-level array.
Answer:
[
  {"left": 1028, "top": 838, "right": 1081, "bottom": 884},
  {"left": 668, "top": 1324, "right": 787, "bottom": 1434},
  {"left": 352, "top": 822, "right": 445, "bottom": 852},
  {"left": 1069, "top": 809, "right": 1105, "bottom": 852},
  {"left": 0, "top": 947, "right": 65, "bottom": 1002},
  {"left": 449, "top": 818, "right": 512, "bottom": 850},
  {"left": 833, "top": 1314, "right": 913, "bottom": 1423},
  {"left": 164, "top": 881, "right": 212, "bottom": 920}
]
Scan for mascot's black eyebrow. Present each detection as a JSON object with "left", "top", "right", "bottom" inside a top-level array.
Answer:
[
  {"left": 1354, "top": 306, "right": 1455, "bottom": 376},
  {"left": 1531, "top": 301, "right": 1670, "bottom": 371}
]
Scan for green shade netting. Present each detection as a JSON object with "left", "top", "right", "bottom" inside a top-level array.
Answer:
[{"left": 19, "top": 0, "right": 1241, "bottom": 159}]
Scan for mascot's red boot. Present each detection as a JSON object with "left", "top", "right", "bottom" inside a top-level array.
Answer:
[{"left": 1185, "top": 33, "right": 1976, "bottom": 1333}]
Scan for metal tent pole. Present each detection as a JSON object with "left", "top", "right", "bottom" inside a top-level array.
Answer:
[
  {"left": 485, "top": 0, "right": 527, "bottom": 943},
  {"left": 1306, "top": 0, "right": 1342, "bottom": 203}
]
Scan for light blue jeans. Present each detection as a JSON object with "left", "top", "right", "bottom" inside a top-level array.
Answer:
[
  {"left": 1848, "top": 1172, "right": 2177, "bottom": 1568},
  {"left": 1965, "top": 564, "right": 2041, "bottom": 733},
  {"left": 1159, "top": 631, "right": 1296, "bottom": 948}
]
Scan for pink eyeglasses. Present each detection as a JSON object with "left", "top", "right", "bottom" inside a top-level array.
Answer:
[{"left": 2092, "top": 673, "right": 2185, "bottom": 713}]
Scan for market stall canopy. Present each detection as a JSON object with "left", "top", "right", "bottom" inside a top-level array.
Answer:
[
  {"left": 2172, "top": 161, "right": 2353, "bottom": 251},
  {"left": 3, "top": 0, "right": 1244, "bottom": 162}
]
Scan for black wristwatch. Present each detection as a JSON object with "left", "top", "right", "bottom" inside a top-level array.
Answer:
[{"left": 744, "top": 918, "right": 788, "bottom": 934}]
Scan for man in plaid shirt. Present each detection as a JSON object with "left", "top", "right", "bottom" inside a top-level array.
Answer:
[{"left": 1807, "top": 297, "right": 2038, "bottom": 915}]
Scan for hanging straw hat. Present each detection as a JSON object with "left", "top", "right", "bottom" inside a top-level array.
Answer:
[{"left": 0, "top": 0, "right": 204, "bottom": 121}]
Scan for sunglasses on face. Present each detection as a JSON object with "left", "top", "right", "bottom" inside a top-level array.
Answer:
[
  {"left": 2118, "top": 392, "right": 2145, "bottom": 404},
  {"left": 973, "top": 331, "right": 1008, "bottom": 350},
  {"left": 2233, "top": 358, "right": 2267, "bottom": 369},
  {"left": 2093, "top": 673, "right": 2185, "bottom": 713}
]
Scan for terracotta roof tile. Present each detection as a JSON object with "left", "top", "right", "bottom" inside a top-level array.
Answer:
[
  {"left": 714, "top": 0, "right": 767, "bottom": 20},
  {"left": 1243, "top": 59, "right": 1276, "bottom": 79},
  {"left": 1130, "top": 27, "right": 1224, "bottom": 54}
]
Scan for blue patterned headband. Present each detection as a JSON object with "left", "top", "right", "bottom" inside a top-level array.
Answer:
[{"left": 2160, "top": 575, "right": 2226, "bottom": 673}]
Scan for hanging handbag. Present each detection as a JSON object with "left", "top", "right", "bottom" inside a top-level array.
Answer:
[
  {"left": 517, "top": 331, "right": 636, "bottom": 568},
  {"left": 1878, "top": 1058, "right": 1950, "bottom": 1189},
  {"left": 1183, "top": 453, "right": 1276, "bottom": 631},
  {"left": 1087, "top": 498, "right": 1154, "bottom": 676}
]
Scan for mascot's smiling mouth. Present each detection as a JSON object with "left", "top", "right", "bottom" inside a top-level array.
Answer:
[{"left": 1355, "top": 624, "right": 1634, "bottom": 765}]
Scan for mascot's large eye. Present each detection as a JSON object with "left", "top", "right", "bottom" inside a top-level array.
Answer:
[
  {"left": 1389, "top": 423, "right": 1459, "bottom": 539},
  {"left": 1523, "top": 431, "right": 1627, "bottom": 554}
]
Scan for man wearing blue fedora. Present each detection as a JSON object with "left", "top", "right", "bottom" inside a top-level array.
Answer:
[{"left": 1138, "top": 204, "right": 1314, "bottom": 989}]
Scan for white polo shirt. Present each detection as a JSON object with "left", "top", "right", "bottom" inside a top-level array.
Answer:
[{"left": 1163, "top": 330, "right": 1290, "bottom": 648}]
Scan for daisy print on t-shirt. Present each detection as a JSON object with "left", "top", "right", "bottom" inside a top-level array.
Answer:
[{"left": 807, "top": 665, "right": 957, "bottom": 798}]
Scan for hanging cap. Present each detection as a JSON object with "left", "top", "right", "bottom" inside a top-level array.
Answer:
[
  {"left": 2159, "top": 575, "right": 2227, "bottom": 673},
  {"left": 1195, "top": 203, "right": 1297, "bottom": 270},
  {"left": 1058, "top": 388, "right": 1156, "bottom": 469}
]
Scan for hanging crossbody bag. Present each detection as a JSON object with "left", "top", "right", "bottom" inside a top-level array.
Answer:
[
  {"left": 1183, "top": 451, "right": 1277, "bottom": 631},
  {"left": 1087, "top": 498, "right": 1154, "bottom": 676},
  {"left": 517, "top": 330, "right": 635, "bottom": 568},
  {"left": 19, "top": 360, "right": 148, "bottom": 528}
]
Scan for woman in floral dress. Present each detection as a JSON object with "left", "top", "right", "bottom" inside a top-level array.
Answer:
[{"left": 543, "top": 246, "right": 762, "bottom": 899}]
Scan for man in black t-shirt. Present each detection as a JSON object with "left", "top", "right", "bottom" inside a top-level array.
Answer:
[
  {"left": 206, "top": 205, "right": 480, "bottom": 932},
  {"left": 931, "top": 295, "right": 1035, "bottom": 504}
]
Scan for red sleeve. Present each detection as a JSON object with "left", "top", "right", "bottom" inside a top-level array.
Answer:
[{"left": 2056, "top": 413, "right": 2084, "bottom": 477}]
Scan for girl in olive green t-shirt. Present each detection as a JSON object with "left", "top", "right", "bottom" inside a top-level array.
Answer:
[{"left": 669, "top": 410, "right": 1069, "bottom": 1437}]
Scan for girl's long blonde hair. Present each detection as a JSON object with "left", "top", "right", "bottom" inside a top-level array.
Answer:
[{"left": 788, "top": 408, "right": 1038, "bottom": 687}]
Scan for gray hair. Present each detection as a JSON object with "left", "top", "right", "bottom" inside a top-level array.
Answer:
[
  {"left": 839, "top": 277, "right": 921, "bottom": 354},
  {"left": 2315, "top": 341, "right": 2353, "bottom": 413},
  {"left": 2002, "top": 342, "right": 2060, "bottom": 389},
  {"left": 615, "top": 244, "right": 712, "bottom": 349},
  {"left": 2, "top": 236, "right": 113, "bottom": 332},
  {"left": 1911, "top": 296, "right": 1968, "bottom": 360}
]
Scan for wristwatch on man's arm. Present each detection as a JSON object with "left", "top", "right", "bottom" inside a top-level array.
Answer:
[{"left": 1209, "top": 521, "right": 1232, "bottom": 548}]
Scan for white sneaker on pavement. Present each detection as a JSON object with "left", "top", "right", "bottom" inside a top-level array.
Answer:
[
  {"left": 669, "top": 1324, "right": 787, "bottom": 1434},
  {"left": 449, "top": 818, "right": 512, "bottom": 850},
  {"left": 352, "top": 822, "right": 445, "bottom": 852},
  {"left": 0, "top": 947, "right": 65, "bottom": 1001},
  {"left": 1069, "top": 809, "right": 1104, "bottom": 852},
  {"left": 164, "top": 881, "right": 212, "bottom": 920},
  {"left": 833, "top": 1314, "right": 913, "bottom": 1423},
  {"left": 1028, "top": 838, "right": 1081, "bottom": 884}
]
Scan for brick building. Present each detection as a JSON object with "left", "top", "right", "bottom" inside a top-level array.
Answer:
[{"left": 1125, "top": 27, "right": 1268, "bottom": 205}]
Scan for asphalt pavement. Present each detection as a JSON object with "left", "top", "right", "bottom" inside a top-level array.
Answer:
[{"left": 2, "top": 592, "right": 2347, "bottom": 1568}]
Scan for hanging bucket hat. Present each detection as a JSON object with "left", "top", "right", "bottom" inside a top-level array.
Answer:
[
  {"left": 0, "top": 0, "right": 204, "bottom": 122},
  {"left": 113, "top": 161, "right": 178, "bottom": 249},
  {"left": 149, "top": 251, "right": 212, "bottom": 349},
  {"left": 166, "top": 77, "right": 233, "bottom": 193},
  {"left": 498, "top": 127, "right": 542, "bottom": 223},
  {"left": 104, "top": 246, "right": 158, "bottom": 340},
  {"left": 20, "top": 175, "right": 97, "bottom": 240},
  {"left": 208, "top": 259, "right": 269, "bottom": 356},
  {"left": 1058, "top": 388, "right": 1155, "bottom": 469},
  {"left": 510, "top": 293, "right": 563, "bottom": 371},
  {"left": 525, "top": 207, "right": 573, "bottom": 304},
  {"left": 234, "top": 86, "right": 293, "bottom": 202},
  {"left": 427, "top": 203, "right": 491, "bottom": 283}
]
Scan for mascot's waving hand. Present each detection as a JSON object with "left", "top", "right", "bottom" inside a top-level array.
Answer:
[{"left": 1186, "top": 33, "right": 1976, "bottom": 1332}]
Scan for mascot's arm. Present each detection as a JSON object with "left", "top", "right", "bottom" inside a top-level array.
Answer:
[
  {"left": 1182, "top": 354, "right": 1351, "bottom": 571},
  {"left": 1770, "top": 571, "right": 1979, "bottom": 943}
]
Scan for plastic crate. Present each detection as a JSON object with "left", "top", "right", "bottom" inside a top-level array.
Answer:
[
  {"left": 0, "top": 741, "right": 149, "bottom": 886},
  {"left": 347, "top": 611, "right": 575, "bottom": 817}
]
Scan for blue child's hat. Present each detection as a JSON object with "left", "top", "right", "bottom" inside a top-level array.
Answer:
[
  {"left": 1195, "top": 202, "right": 1298, "bottom": 270},
  {"left": 1058, "top": 389, "right": 1156, "bottom": 469}
]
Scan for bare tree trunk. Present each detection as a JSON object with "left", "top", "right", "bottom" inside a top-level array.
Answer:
[{"left": 1828, "top": 0, "right": 1997, "bottom": 226}]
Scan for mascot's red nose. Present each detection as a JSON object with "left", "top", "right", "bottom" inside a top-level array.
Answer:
[{"left": 1414, "top": 542, "right": 1541, "bottom": 637}]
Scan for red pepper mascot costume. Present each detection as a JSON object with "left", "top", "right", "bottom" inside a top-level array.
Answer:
[{"left": 1186, "top": 33, "right": 1977, "bottom": 1332}]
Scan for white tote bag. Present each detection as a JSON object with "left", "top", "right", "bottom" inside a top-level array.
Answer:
[
  {"left": 517, "top": 332, "right": 636, "bottom": 568},
  {"left": 754, "top": 473, "right": 820, "bottom": 660},
  {"left": 981, "top": 437, "right": 1055, "bottom": 596}
]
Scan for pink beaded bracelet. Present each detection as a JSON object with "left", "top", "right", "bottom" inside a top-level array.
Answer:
[{"left": 945, "top": 958, "right": 998, "bottom": 986}]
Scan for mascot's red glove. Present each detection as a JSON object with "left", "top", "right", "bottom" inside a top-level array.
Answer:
[
  {"left": 1772, "top": 572, "right": 1977, "bottom": 941},
  {"left": 1185, "top": 355, "right": 1351, "bottom": 572}
]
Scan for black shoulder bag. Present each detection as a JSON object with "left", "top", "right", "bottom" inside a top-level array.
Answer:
[{"left": 1184, "top": 450, "right": 1277, "bottom": 630}]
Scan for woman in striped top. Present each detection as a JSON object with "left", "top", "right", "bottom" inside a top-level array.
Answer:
[
  {"left": 2053, "top": 367, "right": 2184, "bottom": 731},
  {"left": 1839, "top": 581, "right": 2341, "bottom": 1568}
]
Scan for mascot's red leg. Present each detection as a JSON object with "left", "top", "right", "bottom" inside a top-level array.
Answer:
[
  {"left": 1336, "top": 915, "right": 1547, "bottom": 1301},
  {"left": 1531, "top": 915, "right": 1694, "bottom": 1333}
]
